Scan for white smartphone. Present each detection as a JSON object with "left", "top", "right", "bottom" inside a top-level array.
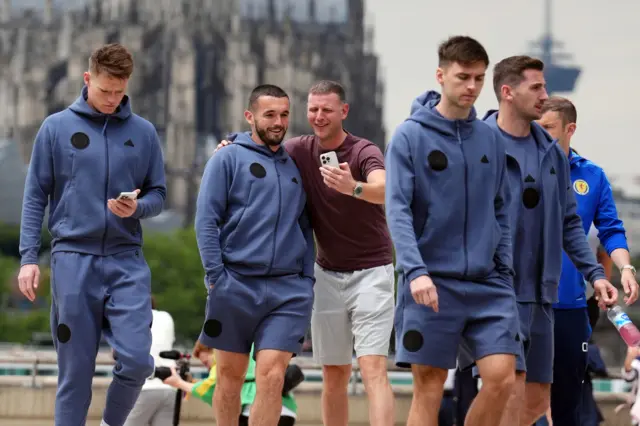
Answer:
[
  {"left": 117, "top": 191, "right": 138, "bottom": 201},
  {"left": 319, "top": 151, "right": 340, "bottom": 168}
]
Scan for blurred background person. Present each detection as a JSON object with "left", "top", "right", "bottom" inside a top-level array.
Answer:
[{"left": 163, "top": 341, "right": 299, "bottom": 426}]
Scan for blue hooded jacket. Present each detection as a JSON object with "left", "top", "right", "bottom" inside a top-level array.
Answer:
[
  {"left": 483, "top": 111, "right": 606, "bottom": 303},
  {"left": 19, "top": 86, "right": 166, "bottom": 265},
  {"left": 195, "top": 131, "right": 315, "bottom": 285},
  {"left": 385, "top": 91, "right": 514, "bottom": 284},
  {"left": 556, "top": 150, "right": 628, "bottom": 309}
]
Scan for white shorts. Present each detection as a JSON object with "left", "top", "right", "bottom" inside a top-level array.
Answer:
[{"left": 311, "top": 263, "right": 395, "bottom": 365}]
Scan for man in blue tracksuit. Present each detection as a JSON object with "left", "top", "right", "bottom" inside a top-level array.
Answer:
[
  {"left": 537, "top": 96, "right": 638, "bottom": 425},
  {"left": 195, "top": 84, "right": 315, "bottom": 426},
  {"left": 483, "top": 55, "right": 623, "bottom": 426},
  {"left": 17, "top": 44, "right": 166, "bottom": 426},
  {"left": 386, "top": 36, "right": 519, "bottom": 426}
]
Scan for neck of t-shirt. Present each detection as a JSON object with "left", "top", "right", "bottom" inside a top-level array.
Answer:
[{"left": 318, "top": 129, "right": 349, "bottom": 151}]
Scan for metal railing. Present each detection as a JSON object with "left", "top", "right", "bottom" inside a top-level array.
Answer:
[
  {"left": 0, "top": 349, "right": 628, "bottom": 395},
  {"left": 0, "top": 349, "right": 414, "bottom": 395}
]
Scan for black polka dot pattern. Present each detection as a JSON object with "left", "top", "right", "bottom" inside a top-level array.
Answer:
[
  {"left": 203, "top": 319, "right": 222, "bottom": 338},
  {"left": 522, "top": 188, "right": 540, "bottom": 209},
  {"left": 250, "top": 163, "right": 266, "bottom": 178},
  {"left": 70, "top": 132, "right": 90, "bottom": 149},
  {"left": 402, "top": 330, "right": 423, "bottom": 352},
  {"left": 57, "top": 324, "right": 71, "bottom": 343},
  {"left": 427, "top": 150, "right": 448, "bottom": 171}
]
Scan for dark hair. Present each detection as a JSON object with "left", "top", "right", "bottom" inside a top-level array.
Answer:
[
  {"left": 89, "top": 43, "right": 134, "bottom": 79},
  {"left": 308, "top": 80, "right": 346, "bottom": 102},
  {"left": 493, "top": 55, "right": 544, "bottom": 101},
  {"left": 248, "top": 84, "right": 289, "bottom": 110},
  {"left": 151, "top": 295, "right": 156, "bottom": 310},
  {"left": 438, "top": 35, "right": 489, "bottom": 68},
  {"left": 541, "top": 95, "right": 577, "bottom": 125}
]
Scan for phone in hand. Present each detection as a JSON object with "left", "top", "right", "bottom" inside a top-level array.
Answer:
[
  {"left": 117, "top": 191, "right": 138, "bottom": 201},
  {"left": 319, "top": 151, "right": 340, "bottom": 168}
]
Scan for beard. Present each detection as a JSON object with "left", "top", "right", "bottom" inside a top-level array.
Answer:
[{"left": 255, "top": 122, "right": 287, "bottom": 147}]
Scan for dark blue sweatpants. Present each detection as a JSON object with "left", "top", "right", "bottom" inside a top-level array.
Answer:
[
  {"left": 50, "top": 250, "right": 154, "bottom": 426},
  {"left": 550, "top": 307, "right": 591, "bottom": 426}
]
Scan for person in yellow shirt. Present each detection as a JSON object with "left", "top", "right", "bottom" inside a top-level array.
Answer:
[{"left": 163, "top": 341, "right": 298, "bottom": 425}]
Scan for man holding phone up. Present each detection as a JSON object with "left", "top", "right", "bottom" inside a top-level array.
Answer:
[
  {"left": 18, "top": 43, "right": 166, "bottom": 426},
  {"left": 216, "top": 80, "right": 395, "bottom": 426}
]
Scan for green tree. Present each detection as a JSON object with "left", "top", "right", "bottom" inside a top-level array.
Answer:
[{"left": 144, "top": 228, "right": 208, "bottom": 343}]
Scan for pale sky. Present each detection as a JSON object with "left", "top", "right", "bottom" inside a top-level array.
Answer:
[{"left": 366, "top": 0, "right": 640, "bottom": 195}]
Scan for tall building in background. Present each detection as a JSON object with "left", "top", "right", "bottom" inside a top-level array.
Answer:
[{"left": 0, "top": 0, "right": 386, "bottom": 216}]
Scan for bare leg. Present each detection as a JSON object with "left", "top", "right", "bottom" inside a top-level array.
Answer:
[
  {"left": 407, "top": 365, "right": 448, "bottom": 426},
  {"left": 213, "top": 350, "right": 250, "bottom": 426},
  {"left": 249, "top": 349, "right": 292, "bottom": 426},
  {"left": 358, "top": 355, "right": 395, "bottom": 426},
  {"left": 520, "top": 382, "right": 551, "bottom": 426},
  {"left": 464, "top": 354, "right": 515, "bottom": 426},
  {"left": 320, "top": 365, "right": 351, "bottom": 426},
  {"left": 499, "top": 371, "right": 526, "bottom": 426}
]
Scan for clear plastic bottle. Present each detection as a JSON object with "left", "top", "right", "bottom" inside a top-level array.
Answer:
[{"left": 607, "top": 305, "right": 640, "bottom": 347}]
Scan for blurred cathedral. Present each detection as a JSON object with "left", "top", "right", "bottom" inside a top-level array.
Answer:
[{"left": 0, "top": 0, "right": 386, "bottom": 213}]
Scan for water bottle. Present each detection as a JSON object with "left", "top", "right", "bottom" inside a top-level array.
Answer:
[{"left": 607, "top": 305, "right": 640, "bottom": 347}]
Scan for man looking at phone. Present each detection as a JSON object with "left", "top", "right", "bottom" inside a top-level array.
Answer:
[
  {"left": 195, "top": 84, "right": 315, "bottom": 426},
  {"left": 385, "top": 35, "right": 519, "bottom": 425},
  {"left": 215, "top": 80, "right": 395, "bottom": 426},
  {"left": 17, "top": 43, "right": 166, "bottom": 426}
]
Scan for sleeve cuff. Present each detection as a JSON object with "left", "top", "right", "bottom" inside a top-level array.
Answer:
[
  {"left": 604, "top": 234, "right": 629, "bottom": 255},
  {"left": 20, "top": 253, "right": 39, "bottom": 266},
  {"left": 588, "top": 268, "right": 607, "bottom": 286},
  {"left": 206, "top": 265, "right": 224, "bottom": 285},
  {"left": 131, "top": 200, "right": 145, "bottom": 219},
  {"left": 406, "top": 267, "right": 429, "bottom": 283}
]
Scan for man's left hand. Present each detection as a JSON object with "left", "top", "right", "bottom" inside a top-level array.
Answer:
[
  {"left": 593, "top": 278, "right": 618, "bottom": 310},
  {"left": 620, "top": 269, "right": 639, "bottom": 305},
  {"left": 320, "top": 162, "right": 357, "bottom": 196},
  {"left": 108, "top": 189, "right": 141, "bottom": 218}
]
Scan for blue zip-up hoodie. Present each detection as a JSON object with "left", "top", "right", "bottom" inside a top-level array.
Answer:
[
  {"left": 195, "top": 131, "right": 315, "bottom": 285},
  {"left": 555, "top": 150, "right": 628, "bottom": 309},
  {"left": 385, "top": 91, "right": 514, "bottom": 284},
  {"left": 483, "top": 110, "right": 606, "bottom": 303},
  {"left": 19, "top": 86, "right": 166, "bottom": 265}
]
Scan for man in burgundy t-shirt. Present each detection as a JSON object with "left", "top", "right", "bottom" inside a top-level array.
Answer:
[
  {"left": 287, "top": 82, "right": 395, "bottom": 426},
  {"left": 218, "top": 80, "right": 395, "bottom": 426}
]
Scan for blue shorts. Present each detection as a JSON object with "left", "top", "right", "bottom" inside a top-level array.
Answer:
[
  {"left": 199, "top": 268, "right": 314, "bottom": 355},
  {"left": 471, "top": 302, "right": 554, "bottom": 382},
  {"left": 394, "top": 274, "right": 521, "bottom": 370},
  {"left": 514, "top": 302, "right": 554, "bottom": 383}
]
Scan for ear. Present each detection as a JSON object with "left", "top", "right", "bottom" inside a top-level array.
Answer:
[
  {"left": 341, "top": 102, "right": 349, "bottom": 120},
  {"left": 435, "top": 67, "right": 445, "bottom": 85},
  {"left": 566, "top": 122, "right": 577, "bottom": 138},
  {"left": 500, "top": 84, "right": 513, "bottom": 102},
  {"left": 83, "top": 72, "right": 91, "bottom": 86},
  {"left": 244, "top": 110, "right": 253, "bottom": 126}
]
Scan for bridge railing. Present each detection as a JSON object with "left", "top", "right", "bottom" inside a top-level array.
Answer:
[
  {"left": 0, "top": 349, "right": 415, "bottom": 395},
  {"left": 0, "top": 349, "right": 628, "bottom": 395}
]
